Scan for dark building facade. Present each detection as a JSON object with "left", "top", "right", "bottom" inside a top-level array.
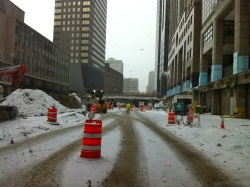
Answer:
[
  {"left": 53, "top": 0, "right": 108, "bottom": 94},
  {"left": 0, "top": 0, "right": 69, "bottom": 97},
  {"left": 155, "top": 0, "right": 170, "bottom": 97},
  {"left": 104, "top": 63, "right": 123, "bottom": 95}
]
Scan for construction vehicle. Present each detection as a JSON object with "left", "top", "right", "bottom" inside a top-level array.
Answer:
[
  {"left": 0, "top": 64, "right": 27, "bottom": 122},
  {"left": 86, "top": 90, "right": 109, "bottom": 113}
]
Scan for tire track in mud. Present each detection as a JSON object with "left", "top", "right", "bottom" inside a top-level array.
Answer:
[
  {"left": 101, "top": 112, "right": 149, "bottom": 187},
  {"left": 134, "top": 111, "right": 240, "bottom": 186},
  {"left": 0, "top": 115, "right": 118, "bottom": 187},
  {"left": 0, "top": 114, "right": 109, "bottom": 153}
]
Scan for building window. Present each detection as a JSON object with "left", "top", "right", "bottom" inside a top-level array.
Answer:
[
  {"left": 203, "top": 25, "right": 213, "bottom": 46},
  {"left": 81, "top": 53, "right": 88, "bottom": 57},
  {"left": 82, "top": 27, "right": 89, "bottom": 31},
  {"left": 83, "top": 14, "right": 90, "bottom": 18},
  {"left": 55, "top": 3, "right": 61, "bottom": 7},
  {"left": 82, "top": 20, "right": 90, "bottom": 25},
  {"left": 82, "top": 40, "right": 89, "bottom": 44},
  {"left": 83, "top": 1, "right": 90, "bottom": 5},
  {"left": 55, "top": 9, "right": 61, "bottom": 13},
  {"left": 81, "top": 46, "right": 88, "bottom": 50},
  {"left": 82, "top": 33, "right": 89, "bottom": 38},
  {"left": 83, "top": 7, "right": 90, "bottom": 12},
  {"left": 81, "top": 59, "right": 88, "bottom": 63},
  {"left": 202, "top": 0, "right": 219, "bottom": 23}
]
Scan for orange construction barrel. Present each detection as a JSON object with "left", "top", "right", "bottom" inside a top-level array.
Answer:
[
  {"left": 80, "top": 119, "right": 102, "bottom": 159},
  {"left": 90, "top": 105, "right": 96, "bottom": 113},
  {"left": 140, "top": 106, "right": 143, "bottom": 111},
  {"left": 187, "top": 112, "right": 193, "bottom": 124},
  {"left": 47, "top": 107, "right": 57, "bottom": 123},
  {"left": 168, "top": 111, "right": 176, "bottom": 124}
]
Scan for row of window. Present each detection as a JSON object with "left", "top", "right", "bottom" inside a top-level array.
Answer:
[
  {"left": 55, "top": 1, "right": 90, "bottom": 7},
  {"left": 203, "top": 25, "right": 213, "bottom": 46},
  {"left": 202, "top": 0, "right": 219, "bottom": 24},
  {"left": 70, "top": 46, "right": 89, "bottom": 51},
  {"left": 70, "top": 51, "right": 88, "bottom": 57},
  {"left": 14, "top": 22, "right": 69, "bottom": 84},
  {"left": 54, "top": 20, "right": 89, "bottom": 26},
  {"left": 55, "top": 7, "right": 90, "bottom": 13},
  {"left": 186, "top": 48, "right": 192, "bottom": 60},
  {"left": 70, "top": 39, "right": 89, "bottom": 44},
  {"left": 70, "top": 58, "right": 89, "bottom": 64},
  {"left": 60, "top": 26, "right": 90, "bottom": 32},
  {"left": 70, "top": 33, "right": 89, "bottom": 38},
  {"left": 177, "top": 15, "right": 193, "bottom": 46}
]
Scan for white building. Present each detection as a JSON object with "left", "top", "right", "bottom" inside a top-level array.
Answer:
[
  {"left": 123, "top": 78, "right": 139, "bottom": 93},
  {"left": 105, "top": 58, "right": 124, "bottom": 74}
]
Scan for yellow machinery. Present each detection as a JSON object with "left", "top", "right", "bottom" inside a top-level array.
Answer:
[{"left": 89, "top": 90, "right": 109, "bottom": 113}]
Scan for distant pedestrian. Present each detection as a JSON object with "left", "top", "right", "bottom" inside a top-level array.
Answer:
[
  {"left": 126, "top": 103, "right": 131, "bottom": 114},
  {"left": 154, "top": 102, "right": 159, "bottom": 111}
]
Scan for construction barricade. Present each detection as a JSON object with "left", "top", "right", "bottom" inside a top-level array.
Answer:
[
  {"left": 47, "top": 106, "right": 59, "bottom": 125},
  {"left": 168, "top": 111, "right": 176, "bottom": 125},
  {"left": 80, "top": 119, "right": 102, "bottom": 159},
  {"left": 140, "top": 106, "right": 144, "bottom": 111},
  {"left": 186, "top": 112, "right": 194, "bottom": 124},
  {"left": 220, "top": 118, "right": 225, "bottom": 129},
  {"left": 90, "top": 105, "right": 96, "bottom": 113}
]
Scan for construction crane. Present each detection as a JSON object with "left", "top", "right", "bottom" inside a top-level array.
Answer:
[{"left": 0, "top": 64, "right": 27, "bottom": 122}]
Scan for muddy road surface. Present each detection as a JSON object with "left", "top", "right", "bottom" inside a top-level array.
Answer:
[{"left": 0, "top": 110, "right": 239, "bottom": 187}]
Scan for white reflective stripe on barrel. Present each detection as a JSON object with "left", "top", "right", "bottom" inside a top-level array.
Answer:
[
  {"left": 82, "top": 145, "right": 101, "bottom": 150},
  {"left": 49, "top": 112, "right": 57, "bottom": 114},
  {"left": 83, "top": 133, "right": 102, "bottom": 138},
  {"left": 48, "top": 116, "right": 57, "bottom": 120}
]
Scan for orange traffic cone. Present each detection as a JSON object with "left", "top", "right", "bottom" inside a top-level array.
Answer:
[{"left": 220, "top": 118, "right": 225, "bottom": 129}]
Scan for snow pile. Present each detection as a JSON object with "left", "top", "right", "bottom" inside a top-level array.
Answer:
[{"left": 0, "top": 89, "right": 74, "bottom": 117}]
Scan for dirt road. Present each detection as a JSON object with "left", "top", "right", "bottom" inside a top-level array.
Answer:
[{"left": 0, "top": 110, "right": 239, "bottom": 187}]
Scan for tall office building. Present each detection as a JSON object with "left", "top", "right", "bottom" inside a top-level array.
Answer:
[
  {"left": 155, "top": 0, "right": 170, "bottom": 96},
  {"left": 147, "top": 71, "right": 155, "bottom": 93},
  {"left": 167, "top": 0, "right": 202, "bottom": 96},
  {"left": 105, "top": 57, "right": 123, "bottom": 75},
  {"left": 165, "top": 0, "right": 250, "bottom": 118},
  {"left": 53, "top": 0, "right": 107, "bottom": 94}
]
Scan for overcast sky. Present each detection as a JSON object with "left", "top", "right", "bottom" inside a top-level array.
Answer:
[{"left": 10, "top": 0, "right": 157, "bottom": 92}]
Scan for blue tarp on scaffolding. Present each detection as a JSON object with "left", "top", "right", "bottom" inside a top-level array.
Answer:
[
  {"left": 233, "top": 52, "right": 249, "bottom": 74},
  {"left": 186, "top": 80, "right": 191, "bottom": 89},
  {"left": 177, "top": 85, "right": 181, "bottom": 93},
  {"left": 211, "top": 65, "right": 222, "bottom": 82},
  {"left": 182, "top": 82, "right": 186, "bottom": 92},
  {"left": 199, "top": 72, "right": 208, "bottom": 86}
]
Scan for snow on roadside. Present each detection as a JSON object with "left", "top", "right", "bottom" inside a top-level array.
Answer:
[
  {"left": 1, "top": 89, "right": 249, "bottom": 186},
  {"left": 0, "top": 89, "right": 86, "bottom": 148},
  {"left": 0, "top": 89, "right": 80, "bottom": 117},
  {"left": 139, "top": 110, "right": 250, "bottom": 186}
]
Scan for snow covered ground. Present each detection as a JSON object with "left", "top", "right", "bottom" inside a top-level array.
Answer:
[
  {"left": 144, "top": 111, "right": 250, "bottom": 186},
  {"left": 0, "top": 89, "right": 250, "bottom": 186}
]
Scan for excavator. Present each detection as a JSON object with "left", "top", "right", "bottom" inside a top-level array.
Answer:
[
  {"left": 0, "top": 64, "right": 27, "bottom": 122},
  {"left": 85, "top": 90, "right": 109, "bottom": 113}
]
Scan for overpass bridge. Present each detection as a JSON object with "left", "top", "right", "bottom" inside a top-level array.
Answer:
[{"left": 104, "top": 94, "right": 160, "bottom": 107}]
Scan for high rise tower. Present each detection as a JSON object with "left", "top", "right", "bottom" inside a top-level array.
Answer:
[
  {"left": 155, "top": 0, "right": 170, "bottom": 96},
  {"left": 53, "top": 0, "right": 107, "bottom": 94}
]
